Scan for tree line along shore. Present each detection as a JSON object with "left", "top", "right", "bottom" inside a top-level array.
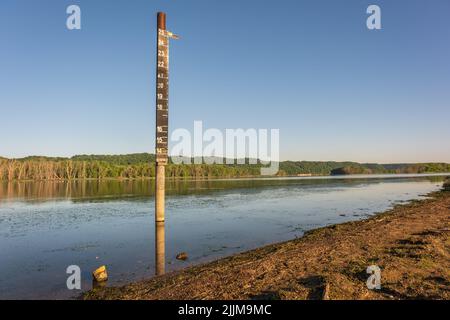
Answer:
[{"left": 1, "top": 153, "right": 449, "bottom": 181}]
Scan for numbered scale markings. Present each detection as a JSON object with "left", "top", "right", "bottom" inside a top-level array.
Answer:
[{"left": 156, "top": 29, "right": 171, "bottom": 164}]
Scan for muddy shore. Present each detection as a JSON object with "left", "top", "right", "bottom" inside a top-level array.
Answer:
[{"left": 85, "top": 188, "right": 450, "bottom": 300}]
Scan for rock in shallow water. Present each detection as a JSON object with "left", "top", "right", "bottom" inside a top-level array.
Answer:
[
  {"left": 176, "top": 252, "right": 188, "bottom": 261},
  {"left": 93, "top": 265, "right": 108, "bottom": 282}
]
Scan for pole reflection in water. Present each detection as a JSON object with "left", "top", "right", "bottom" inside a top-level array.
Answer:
[{"left": 155, "top": 221, "right": 166, "bottom": 275}]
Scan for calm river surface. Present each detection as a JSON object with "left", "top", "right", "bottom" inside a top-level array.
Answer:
[{"left": 0, "top": 174, "right": 447, "bottom": 299}]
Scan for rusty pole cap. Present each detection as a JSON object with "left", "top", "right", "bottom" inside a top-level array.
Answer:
[{"left": 157, "top": 12, "right": 166, "bottom": 30}]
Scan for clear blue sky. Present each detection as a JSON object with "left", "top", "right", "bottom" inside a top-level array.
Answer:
[{"left": 1, "top": 0, "right": 449, "bottom": 163}]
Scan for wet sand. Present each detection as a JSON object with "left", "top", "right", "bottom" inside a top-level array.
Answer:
[{"left": 85, "top": 188, "right": 450, "bottom": 300}]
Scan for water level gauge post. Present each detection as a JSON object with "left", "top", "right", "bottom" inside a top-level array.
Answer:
[{"left": 154, "top": 11, "right": 179, "bottom": 276}]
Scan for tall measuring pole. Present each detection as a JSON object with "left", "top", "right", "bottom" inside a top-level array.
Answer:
[{"left": 154, "top": 12, "right": 178, "bottom": 276}]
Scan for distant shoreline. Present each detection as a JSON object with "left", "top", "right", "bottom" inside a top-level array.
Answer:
[
  {"left": 1, "top": 172, "right": 449, "bottom": 183},
  {"left": 1, "top": 153, "right": 450, "bottom": 181}
]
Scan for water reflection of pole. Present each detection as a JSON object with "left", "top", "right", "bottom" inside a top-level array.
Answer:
[{"left": 155, "top": 221, "right": 165, "bottom": 275}]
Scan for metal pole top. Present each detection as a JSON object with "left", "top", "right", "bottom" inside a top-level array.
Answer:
[{"left": 157, "top": 12, "right": 166, "bottom": 30}]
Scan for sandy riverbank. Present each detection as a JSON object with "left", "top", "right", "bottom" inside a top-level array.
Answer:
[{"left": 85, "top": 187, "right": 450, "bottom": 300}]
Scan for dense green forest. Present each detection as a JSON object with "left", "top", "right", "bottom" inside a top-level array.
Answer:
[{"left": 0, "top": 153, "right": 449, "bottom": 181}]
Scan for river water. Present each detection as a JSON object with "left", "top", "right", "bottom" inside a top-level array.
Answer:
[{"left": 0, "top": 174, "right": 447, "bottom": 299}]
